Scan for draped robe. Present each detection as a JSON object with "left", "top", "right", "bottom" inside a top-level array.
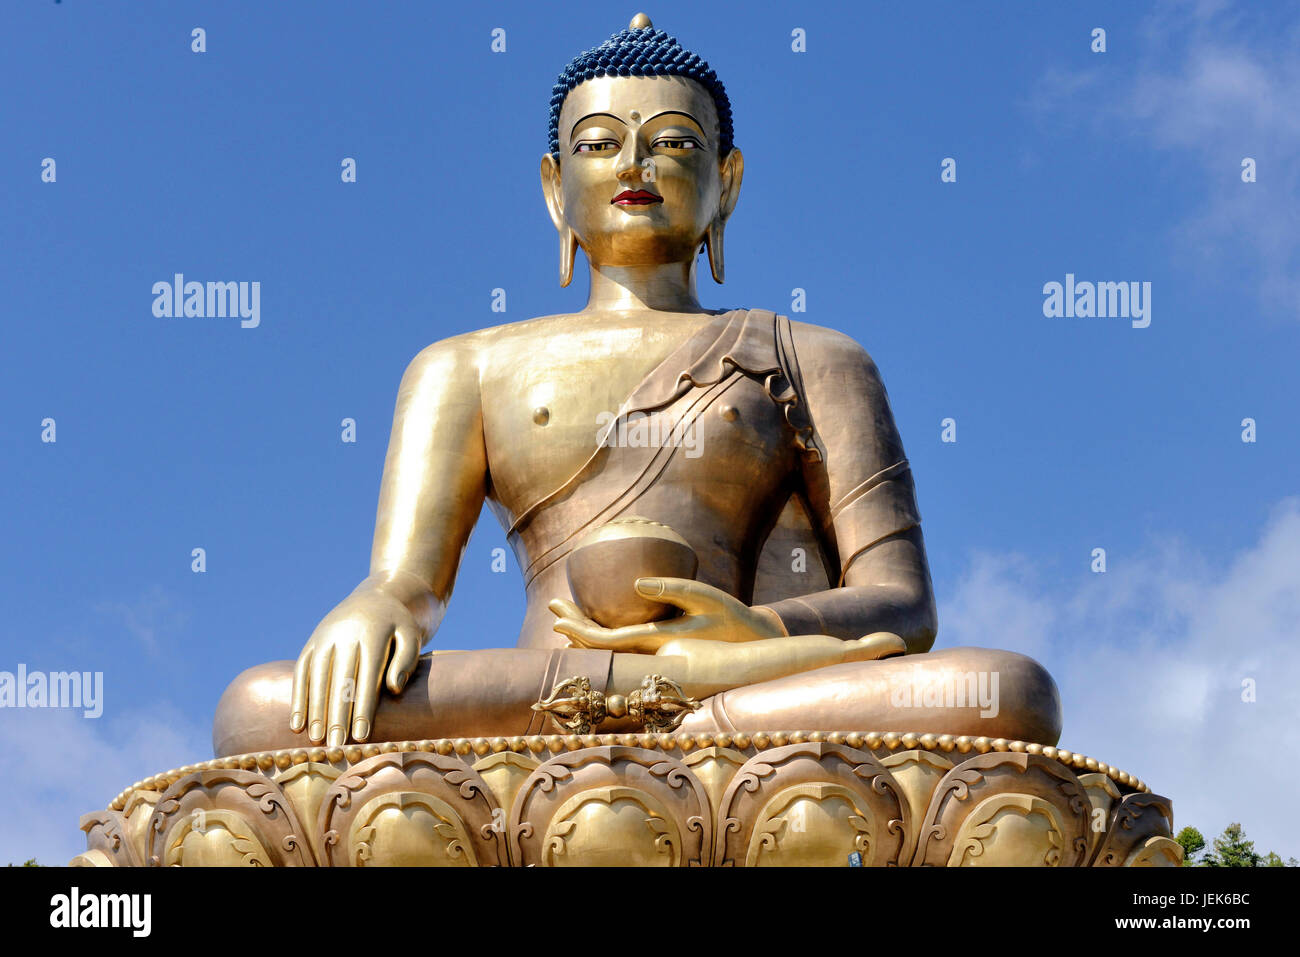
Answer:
[
  {"left": 496, "top": 307, "right": 925, "bottom": 655},
  {"left": 215, "top": 310, "right": 1061, "bottom": 754}
]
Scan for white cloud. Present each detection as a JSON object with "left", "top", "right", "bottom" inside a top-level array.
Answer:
[
  {"left": 93, "top": 585, "right": 189, "bottom": 654},
  {"left": 0, "top": 704, "right": 209, "bottom": 866},
  {"left": 940, "top": 497, "right": 1300, "bottom": 860},
  {"left": 941, "top": 552, "right": 1057, "bottom": 659},
  {"left": 1031, "top": 1, "right": 1300, "bottom": 317}
]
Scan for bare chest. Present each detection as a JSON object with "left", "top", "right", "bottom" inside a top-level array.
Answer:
[{"left": 479, "top": 321, "right": 702, "bottom": 511}]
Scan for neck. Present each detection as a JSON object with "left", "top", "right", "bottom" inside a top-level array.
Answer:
[{"left": 583, "top": 260, "right": 705, "bottom": 314}]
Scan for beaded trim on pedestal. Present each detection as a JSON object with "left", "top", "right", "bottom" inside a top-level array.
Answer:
[{"left": 107, "top": 729, "right": 1148, "bottom": 811}]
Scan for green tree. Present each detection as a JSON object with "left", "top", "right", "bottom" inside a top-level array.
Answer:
[
  {"left": 1205, "top": 822, "right": 1261, "bottom": 867},
  {"left": 1165, "top": 823, "right": 1294, "bottom": 866},
  {"left": 1175, "top": 826, "right": 1205, "bottom": 866},
  {"left": 5, "top": 859, "right": 41, "bottom": 867}
]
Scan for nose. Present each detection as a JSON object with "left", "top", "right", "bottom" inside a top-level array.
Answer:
[{"left": 614, "top": 128, "right": 650, "bottom": 185}]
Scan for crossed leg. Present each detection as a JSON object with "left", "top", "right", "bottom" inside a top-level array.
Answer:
[{"left": 213, "top": 640, "right": 1060, "bottom": 757}]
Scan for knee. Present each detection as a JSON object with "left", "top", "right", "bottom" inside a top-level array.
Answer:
[
  {"left": 211, "top": 660, "right": 296, "bottom": 757},
  {"left": 913, "top": 647, "right": 1063, "bottom": 745},
  {"left": 971, "top": 649, "right": 1062, "bottom": 746}
]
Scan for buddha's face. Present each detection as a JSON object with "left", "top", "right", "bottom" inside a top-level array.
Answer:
[{"left": 542, "top": 75, "right": 742, "bottom": 269}]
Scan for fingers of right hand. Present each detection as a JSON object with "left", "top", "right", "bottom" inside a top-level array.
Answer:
[
  {"left": 306, "top": 643, "right": 334, "bottom": 743},
  {"left": 350, "top": 636, "right": 386, "bottom": 743},
  {"left": 385, "top": 624, "right": 420, "bottom": 695},
  {"left": 290, "top": 648, "right": 312, "bottom": 732},
  {"left": 326, "top": 643, "right": 361, "bottom": 748}
]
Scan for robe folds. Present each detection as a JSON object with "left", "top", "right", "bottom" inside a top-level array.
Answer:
[
  {"left": 504, "top": 307, "right": 923, "bottom": 649},
  {"left": 210, "top": 311, "right": 1065, "bottom": 754}
]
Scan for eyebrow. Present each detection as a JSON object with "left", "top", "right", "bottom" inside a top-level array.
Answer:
[
  {"left": 645, "top": 110, "right": 707, "bottom": 137},
  {"left": 569, "top": 110, "right": 709, "bottom": 142},
  {"left": 569, "top": 112, "right": 627, "bottom": 139}
]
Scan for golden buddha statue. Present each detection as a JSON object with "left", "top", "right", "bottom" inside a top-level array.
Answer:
[{"left": 212, "top": 13, "right": 1062, "bottom": 759}]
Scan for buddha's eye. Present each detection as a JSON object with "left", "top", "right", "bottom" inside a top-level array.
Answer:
[
  {"left": 574, "top": 140, "right": 619, "bottom": 154},
  {"left": 654, "top": 137, "right": 701, "bottom": 151}
]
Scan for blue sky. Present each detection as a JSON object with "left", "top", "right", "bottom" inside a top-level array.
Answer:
[{"left": 2, "top": 0, "right": 1298, "bottom": 863}]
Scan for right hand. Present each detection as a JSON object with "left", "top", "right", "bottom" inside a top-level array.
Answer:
[{"left": 289, "top": 579, "right": 425, "bottom": 747}]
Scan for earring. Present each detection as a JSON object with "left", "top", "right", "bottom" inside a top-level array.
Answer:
[
  {"left": 559, "top": 226, "right": 577, "bottom": 288},
  {"left": 704, "top": 219, "right": 725, "bottom": 284}
]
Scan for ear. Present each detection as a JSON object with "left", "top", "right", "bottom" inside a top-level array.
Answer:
[
  {"left": 541, "top": 152, "right": 578, "bottom": 288},
  {"left": 540, "top": 153, "right": 566, "bottom": 232},
  {"left": 717, "top": 147, "right": 744, "bottom": 223}
]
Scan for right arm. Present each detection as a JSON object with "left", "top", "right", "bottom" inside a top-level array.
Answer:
[{"left": 290, "top": 335, "right": 488, "bottom": 747}]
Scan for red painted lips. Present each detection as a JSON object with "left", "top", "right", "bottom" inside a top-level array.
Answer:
[{"left": 612, "top": 189, "right": 663, "bottom": 206}]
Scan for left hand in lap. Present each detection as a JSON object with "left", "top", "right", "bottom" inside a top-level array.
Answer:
[{"left": 549, "top": 577, "right": 786, "bottom": 654}]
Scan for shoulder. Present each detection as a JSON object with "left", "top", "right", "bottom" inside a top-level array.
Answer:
[
  {"left": 402, "top": 313, "right": 576, "bottom": 382},
  {"left": 400, "top": 329, "right": 484, "bottom": 387},
  {"left": 783, "top": 318, "right": 884, "bottom": 382}
]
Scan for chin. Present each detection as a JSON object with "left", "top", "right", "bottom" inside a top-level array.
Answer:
[{"left": 585, "top": 234, "right": 699, "bottom": 265}]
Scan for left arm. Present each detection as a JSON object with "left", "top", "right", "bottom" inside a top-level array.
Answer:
[{"left": 758, "top": 323, "right": 937, "bottom": 653}]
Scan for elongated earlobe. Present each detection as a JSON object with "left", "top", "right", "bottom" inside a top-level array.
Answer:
[
  {"left": 540, "top": 152, "right": 576, "bottom": 287},
  {"left": 559, "top": 226, "right": 577, "bottom": 287},
  {"left": 704, "top": 219, "right": 725, "bottom": 284},
  {"left": 705, "top": 147, "right": 742, "bottom": 284}
]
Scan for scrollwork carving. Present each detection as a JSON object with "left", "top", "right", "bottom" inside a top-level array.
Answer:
[
  {"left": 510, "top": 746, "right": 711, "bottom": 866},
  {"left": 79, "top": 732, "right": 1171, "bottom": 866},
  {"left": 1091, "top": 792, "right": 1178, "bottom": 867},
  {"left": 715, "top": 743, "right": 906, "bottom": 867},
  {"left": 913, "top": 752, "right": 1091, "bottom": 867},
  {"left": 317, "top": 751, "right": 506, "bottom": 867},
  {"left": 75, "top": 810, "right": 137, "bottom": 867},
  {"left": 145, "top": 769, "right": 310, "bottom": 867}
]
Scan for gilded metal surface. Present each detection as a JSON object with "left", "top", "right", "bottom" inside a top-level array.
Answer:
[
  {"left": 1091, "top": 792, "right": 1179, "bottom": 867},
  {"left": 532, "top": 673, "right": 701, "bottom": 734},
  {"left": 716, "top": 742, "right": 907, "bottom": 867},
  {"left": 69, "top": 13, "right": 1178, "bottom": 867},
  {"left": 75, "top": 731, "right": 1177, "bottom": 866},
  {"left": 625, "top": 674, "right": 701, "bottom": 732},
  {"left": 912, "top": 751, "right": 1092, "bottom": 867},
  {"left": 509, "top": 746, "right": 713, "bottom": 867},
  {"left": 565, "top": 516, "right": 699, "bottom": 628},
  {"left": 103, "top": 730, "right": 1152, "bottom": 814},
  {"left": 273, "top": 762, "right": 341, "bottom": 865},
  {"left": 204, "top": 12, "right": 1072, "bottom": 758},
  {"left": 145, "top": 768, "right": 313, "bottom": 867},
  {"left": 531, "top": 675, "right": 609, "bottom": 735},
  {"left": 317, "top": 751, "right": 507, "bottom": 867}
]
